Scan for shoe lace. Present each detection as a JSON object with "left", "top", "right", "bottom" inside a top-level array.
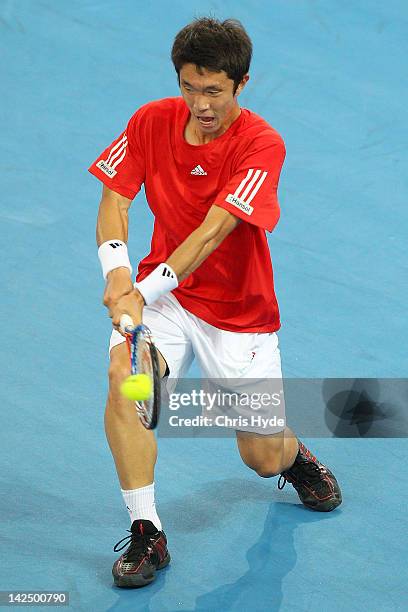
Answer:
[
  {"left": 278, "top": 460, "right": 327, "bottom": 490},
  {"left": 113, "top": 530, "right": 152, "bottom": 563}
]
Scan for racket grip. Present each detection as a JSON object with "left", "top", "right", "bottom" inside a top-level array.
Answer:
[{"left": 120, "top": 314, "right": 135, "bottom": 334}]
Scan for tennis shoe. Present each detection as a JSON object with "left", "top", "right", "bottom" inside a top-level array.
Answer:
[
  {"left": 278, "top": 441, "right": 342, "bottom": 512},
  {"left": 112, "top": 519, "right": 170, "bottom": 587}
]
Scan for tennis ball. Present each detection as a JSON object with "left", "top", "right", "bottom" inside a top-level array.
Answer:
[{"left": 120, "top": 374, "right": 152, "bottom": 401}]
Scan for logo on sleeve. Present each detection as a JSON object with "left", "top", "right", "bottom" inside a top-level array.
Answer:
[
  {"left": 96, "top": 134, "right": 128, "bottom": 178},
  {"left": 96, "top": 160, "right": 117, "bottom": 177},
  {"left": 226, "top": 168, "right": 268, "bottom": 216},
  {"left": 226, "top": 194, "right": 254, "bottom": 215}
]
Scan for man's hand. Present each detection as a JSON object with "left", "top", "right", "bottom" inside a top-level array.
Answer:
[
  {"left": 103, "top": 267, "right": 134, "bottom": 314},
  {"left": 103, "top": 267, "right": 139, "bottom": 335},
  {"left": 102, "top": 266, "right": 145, "bottom": 335},
  {"left": 110, "top": 288, "right": 145, "bottom": 335}
]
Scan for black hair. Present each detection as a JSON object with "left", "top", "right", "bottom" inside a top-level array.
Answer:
[{"left": 171, "top": 17, "right": 252, "bottom": 93}]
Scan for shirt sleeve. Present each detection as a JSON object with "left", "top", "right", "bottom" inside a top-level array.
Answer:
[
  {"left": 213, "top": 135, "right": 286, "bottom": 232},
  {"left": 88, "top": 110, "right": 145, "bottom": 200}
]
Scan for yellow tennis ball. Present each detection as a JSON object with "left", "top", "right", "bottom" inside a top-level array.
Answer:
[{"left": 120, "top": 374, "right": 152, "bottom": 401}]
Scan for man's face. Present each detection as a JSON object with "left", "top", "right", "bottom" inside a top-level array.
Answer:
[{"left": 179, "top": 63, "right": 247, "bottom": 137}]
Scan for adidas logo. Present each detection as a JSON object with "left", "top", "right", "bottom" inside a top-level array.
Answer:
[
  {"left": 191, "top": 165, "right": 207, "bottom": 176},
  {"left": 161, "top": 266, "right": 175, "bottom": 279}
]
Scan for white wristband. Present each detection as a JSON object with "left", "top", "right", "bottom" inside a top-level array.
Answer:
[
  {"left": 135, "top": 263, "right": 178, "bottom": 305},
  {"left": 98, "top": 240, "right": 132, "bottom": 280}
]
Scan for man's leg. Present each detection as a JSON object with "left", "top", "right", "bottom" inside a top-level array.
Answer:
[
  {"left": 236, "top": 427, "right": 342, "bottom": 512},
  {"left": 105, "top": 341, "right": 163, "bottom": 491},
  {"left": 106, "top": 294, "right": 194, "bottom": 588},
  {"left": 236, "top": 427, "right": 298, "bottom": 477},
  {"left": 106, "top": 340, "right": 171, "bottom": 588}
]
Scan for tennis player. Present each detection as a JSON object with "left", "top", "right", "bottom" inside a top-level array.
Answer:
[{"left": 89, "top": 18, "right": 342, "bottom": 588}]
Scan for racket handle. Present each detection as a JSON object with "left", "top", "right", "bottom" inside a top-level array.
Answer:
[{"left": 120, "top": 314, "right": 135, "bottom": 334}]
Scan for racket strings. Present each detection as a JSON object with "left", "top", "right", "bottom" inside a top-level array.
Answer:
[
  {"left": 123, "top": 324, "right": 160, "bottom": 429},
  {"left": 135, "top": 337, "right": 155, "bottom": 424}
]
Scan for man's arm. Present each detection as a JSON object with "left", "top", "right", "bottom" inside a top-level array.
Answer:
[
  {"left": 96, "top": 186, "right": 144, "bottom": 324},
  {"left": 96, "top": 184, "right": 132, "bottom": 246},
  {"left": 110, "top": 204, "right": 240, "bottom": 329},
  {"left": 166, "top": 204, "right": 240, "bottom": 281}
]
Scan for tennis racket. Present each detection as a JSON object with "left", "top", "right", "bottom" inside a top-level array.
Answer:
[{"left": 120, "top": 314, "right": 161, "bottom": 430}]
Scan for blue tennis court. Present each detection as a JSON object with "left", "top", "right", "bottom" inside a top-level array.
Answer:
[{"left": 1, "top": 1, "right": 407, "bottom": 610}]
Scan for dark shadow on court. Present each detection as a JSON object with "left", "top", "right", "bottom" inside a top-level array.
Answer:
[
  {"left": 0, "top": 475, "right": 165, "bottom": 607},
  {"left": 190, "top": 503, "right": 334, "bottom": 612},
  {"left": 158, "top": 478, "right": 337, "bottom": 612},
  {"left": 161, "top": 477, "right": 295, "bottom": 532}
]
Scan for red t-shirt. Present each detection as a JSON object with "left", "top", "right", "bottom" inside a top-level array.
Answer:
[{"left": 89, "top": 97, "right": 286, "bottom": 332}]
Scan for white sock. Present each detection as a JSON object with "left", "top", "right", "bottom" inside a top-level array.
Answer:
[{"left": 121, "top": 483, "right": 162, "bottom": 531}]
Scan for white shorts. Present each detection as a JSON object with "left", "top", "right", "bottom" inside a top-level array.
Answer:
[{"left": 109, "top": 293, "right": 285, "bottom": 434}]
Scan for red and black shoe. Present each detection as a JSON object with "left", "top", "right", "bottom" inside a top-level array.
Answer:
[
  {"left": 278, "top": 441, "right": 342, "bottom": 512},
  {"left": 112, "top": 519, "right": 170, "bottom": 588}
]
